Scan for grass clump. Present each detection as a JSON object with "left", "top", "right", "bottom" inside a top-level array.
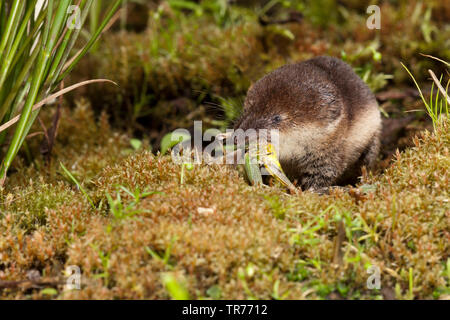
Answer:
[
  {"left": 401, "top": 56, "right": 449, "bottom": 129},
  {"left": 0, "top": 0, "right": 122, "bottom": 184}
]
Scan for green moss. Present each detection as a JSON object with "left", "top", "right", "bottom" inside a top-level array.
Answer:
[{"left": 1, "top": 181, "right": 76, "bottom": 232}]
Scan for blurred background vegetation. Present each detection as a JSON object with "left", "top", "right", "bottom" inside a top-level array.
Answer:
[{"left": 67, "top": 0, "right": 449, "bottom": 152}]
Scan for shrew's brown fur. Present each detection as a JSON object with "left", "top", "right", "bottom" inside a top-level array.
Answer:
[{"left": 234, "top": 56, "right": 381, "bottom": 190}]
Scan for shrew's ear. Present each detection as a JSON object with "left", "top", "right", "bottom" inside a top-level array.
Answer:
[
  {"left": 327, "top": 103, "right": 342, "bottom": 120},
  {"left": 315, "top": 86, "right": 343, "bottom": 121},
  {"left": 315, "top": 99, "right": 343, "bottom": 122}
]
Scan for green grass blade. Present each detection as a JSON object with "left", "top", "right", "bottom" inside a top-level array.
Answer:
[
  {"left": 7, "top": 9, "right": 46, "bottom": 79},
  {"left": 0, "top": 0, "right": 21, "bottom": 59},
  {"left": 56, "top": 0, "right": 122, "bottom": 84},
  {"left": 2, "top": 0, "right": 25, "bottom": 62},
  {"left": 48, "top": 0, "right": 94, "bottom": 88},
  {"left": 60, "top": 162, "right": 95, "bottom": 209},
  {"left": 0, "top": 0, "right": 37, "bottom": 89},
  {"left": 0, "top": 37, "right": 42, "bottom": 123}
]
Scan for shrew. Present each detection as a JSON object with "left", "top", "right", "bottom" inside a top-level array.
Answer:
[{"left": 234, "top": 56, "right": 382, "bottom": 190}]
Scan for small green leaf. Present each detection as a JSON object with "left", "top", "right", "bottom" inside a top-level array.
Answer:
[
  {"left": 206, "top": 285, "right": 222, "bottom": 299},
  {"left": 160, "top": 132, "right": 191, "bottom": 155},
  {"left": 168, "top": 0, "right": 204, "bottom": 16},
  {"left": 268, "top": 25, "right": 295, "bottom": 40},
  {"left": 130, "top": 138, "right": 142, "bottom": 151},
  {"left": 41, "top": 288, "right": 58, "bottom": 296},
  {"left": 244, "top": 153, "right": 262, "bottom": 186},
  {"left": 359, "top": 184, "right": 377, "bottom": 193},
  {"left": 162, "top": 273, "right": 190, "bottom": 300}
]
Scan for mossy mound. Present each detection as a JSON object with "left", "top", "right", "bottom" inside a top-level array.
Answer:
[{"left": 1, "top": 103, "right": 448, "bottom": 299}]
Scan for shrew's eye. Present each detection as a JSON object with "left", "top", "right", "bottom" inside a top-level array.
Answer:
[{"left": 273, "top": 115, "right": 282, "bottom": 124}]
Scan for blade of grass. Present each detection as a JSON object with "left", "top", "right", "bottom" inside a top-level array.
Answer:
[
  {"left": 60, "top": 161, "right": 95, "bottom": 209},
  {"left": 2, "top": 1, "right": 26, "bottom": 65},
  {"left": 428, "top": 69, "right": 450, "bottom": 105},
  {"left": 47, "top": 0, "right": 93, "bottom": 87},
  {"left": 0, "top": 0, "right": 21, "bottom": 59},
  {"left": 0, "top": 37, "right": 43, "bottom": 123},
  {"left": 0, "top": 0, "right": 38, "bottom": 89},
  {"left": 58, "top": 2, "right": 123, "bottom": 88},
  {"left": 6, "top": 8, "right": 46, "bottom": 80},
  {"left": 420, "top": 53, "right": 450, "bottom": 67},
  {"left": 56, "top": 0, "right": 122, "bottom": 85}
]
